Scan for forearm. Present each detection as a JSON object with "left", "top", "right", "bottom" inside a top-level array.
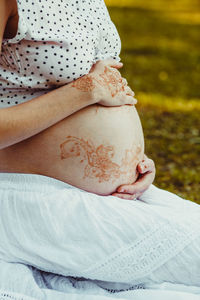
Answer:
[
  {"left": 0, "top": 59, "right": 135, "bottom": 150},
  {"left": 0, "top": 82, "right": 95, "bottom": 150}
]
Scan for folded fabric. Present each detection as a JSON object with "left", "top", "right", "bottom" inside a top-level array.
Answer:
[{"left": 0, "top": 173, "right": 199, "bottom": 300}]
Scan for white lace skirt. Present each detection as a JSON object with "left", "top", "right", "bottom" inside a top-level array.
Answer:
[{"left": 0, "top": 173, "right": 199, "bottom": 300}]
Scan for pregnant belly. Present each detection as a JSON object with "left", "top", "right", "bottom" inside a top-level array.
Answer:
[{"left": 0, "top": 104, "right": 144, "bottom": 195}]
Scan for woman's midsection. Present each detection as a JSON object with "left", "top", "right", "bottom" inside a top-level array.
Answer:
[{"left": 0, "top": 104, "right": 144, "bottom": 195}]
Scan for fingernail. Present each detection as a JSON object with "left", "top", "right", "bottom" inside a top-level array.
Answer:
[
  {"left": 140, "top": 163, "right": 145, "bottom": 171},
  {"left": 119, "top": 188, "right": 125, "bottom": 192}
]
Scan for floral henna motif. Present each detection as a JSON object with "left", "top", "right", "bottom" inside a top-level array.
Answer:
[
  {"left": 60, "top": 136, "right": 142, "bottom": 183},
  {"left": 71, "top": 66, "right": 126, "bottom": 97},
  {"left": 120, "top": 146, "right": 142, "bottom": 182},
  {"left": 97, "top": 66, "right": 125, "bottom": 97},
  {"left": 71, "top": 75, "right": 96, "bottom": 92}
]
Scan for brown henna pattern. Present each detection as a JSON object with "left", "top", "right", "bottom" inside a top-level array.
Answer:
[
  {"left": 60, "top": 136, "right": 142, "bottom": 183},
  {"left": 98, "top": 66, "right": 125, "bottom": 97},
  {"left": 71, "top": 75, "right": 96, "bottom": 92},
  {"left": 71, "top": 67, "right": 126, "bottom": 97}
]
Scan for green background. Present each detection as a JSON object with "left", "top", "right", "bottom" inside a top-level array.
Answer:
[{"left": 106, "top": 0, "right": 200, "bottom": 203}]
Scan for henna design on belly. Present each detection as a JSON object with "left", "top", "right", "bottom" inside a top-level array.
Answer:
[{"left": 60, "top": 136, "right": 142, "bottom": 183}]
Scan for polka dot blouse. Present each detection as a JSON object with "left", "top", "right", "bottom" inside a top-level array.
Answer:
[{"left": 0, "top": 0, "right": 121, "bottom": 108}]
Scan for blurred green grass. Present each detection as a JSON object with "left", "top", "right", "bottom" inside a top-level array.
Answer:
[{"left": 106, "top": 1, "right": 200, "bottom": 203}]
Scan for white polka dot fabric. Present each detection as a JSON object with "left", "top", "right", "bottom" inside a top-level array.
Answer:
[{"left": 0, "top": 0, "right": 121, "bottom": 108}]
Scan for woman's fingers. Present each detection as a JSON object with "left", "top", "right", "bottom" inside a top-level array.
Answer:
[
  {"left": 93, "top": 59, "right": 123, "bottom": 72},
  {"left": 111, "top": 193, "right": 138, "bottom": 200},
  {"left": 116, "top": 156, "right": 156, "bottom": 197},
  {"left": 118, "top": 93, "right": 137, "bottom": 105},
  {"left": 124, "top": 86, "right": 135, "bottom": 97},
  {"left": 122, "top": 78, "right": 128, "bottom": 86},
  {"left": 103, "top": 58, "right": 123, "bottom": 69},
  {"left": 117, "top": 170, "right": 155, "bottom": 197},
  {"left": 137, "top": 157, "right": 155, "bottom": 174},
  {"left": 89, "top": 59, "right": 138, "bottom": 107}
]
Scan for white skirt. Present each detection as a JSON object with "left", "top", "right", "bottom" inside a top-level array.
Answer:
[{"left": 0, "top": 173, "right": 199, "bottom": 300}]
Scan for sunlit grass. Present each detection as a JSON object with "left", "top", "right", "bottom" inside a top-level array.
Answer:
[
  {"left": 115, "top": 6, "right": 200, "bottom": 100},
  {"left": 137, "top": 93, "right": 200, "bottom": 112},
  {"left": 106, "top": 0, "right": 200, "bottom": 25},
  {"left": 106, "top": 0, "right": 200, "bottom": 11},
  {"left": 137, "top": 99, "right": 200, "bottom": 203},
  {"left": 163, "top": 12, "right": 200, "bottom": 25}
]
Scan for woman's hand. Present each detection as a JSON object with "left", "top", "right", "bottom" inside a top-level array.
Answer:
[
  {"left": 92, "top": 59, "right": 137, "bottom": 107},
  {"left": 112, "top": 155, "right": 156, "bottom": 200},
  {"left": 71, "top": 59, "right": 137, "bottom": 107}
]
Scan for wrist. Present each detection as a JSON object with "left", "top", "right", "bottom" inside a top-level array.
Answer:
[{"left": 69, "top": 74, "right": 99, "bottom": 105}]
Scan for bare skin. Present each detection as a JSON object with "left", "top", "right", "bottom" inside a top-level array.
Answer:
[
  {"left": 72, "top": 66, "right": 128, "bottom": 98},
  {"left": 0, "top": 0, "right": 18, "bottom": 43},
  {"left": 60, "top": 136, "right": 142, "bottom": 184},
  {"left": 0, "top": 104, "right": 144, "bottom": 195},
  {"left": 0, "top": 0, "right": 155, "bottom": 198},
  {"left": 71, "top": 76, "right": 96, "bottom": 93}
]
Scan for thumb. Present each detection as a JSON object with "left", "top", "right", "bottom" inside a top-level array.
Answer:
[
  {"left": 103, "top": 58, "right": 123, "bottom": 69},
  {"left": 89, "top": 59, "right": 123, "bottom": 74}
]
